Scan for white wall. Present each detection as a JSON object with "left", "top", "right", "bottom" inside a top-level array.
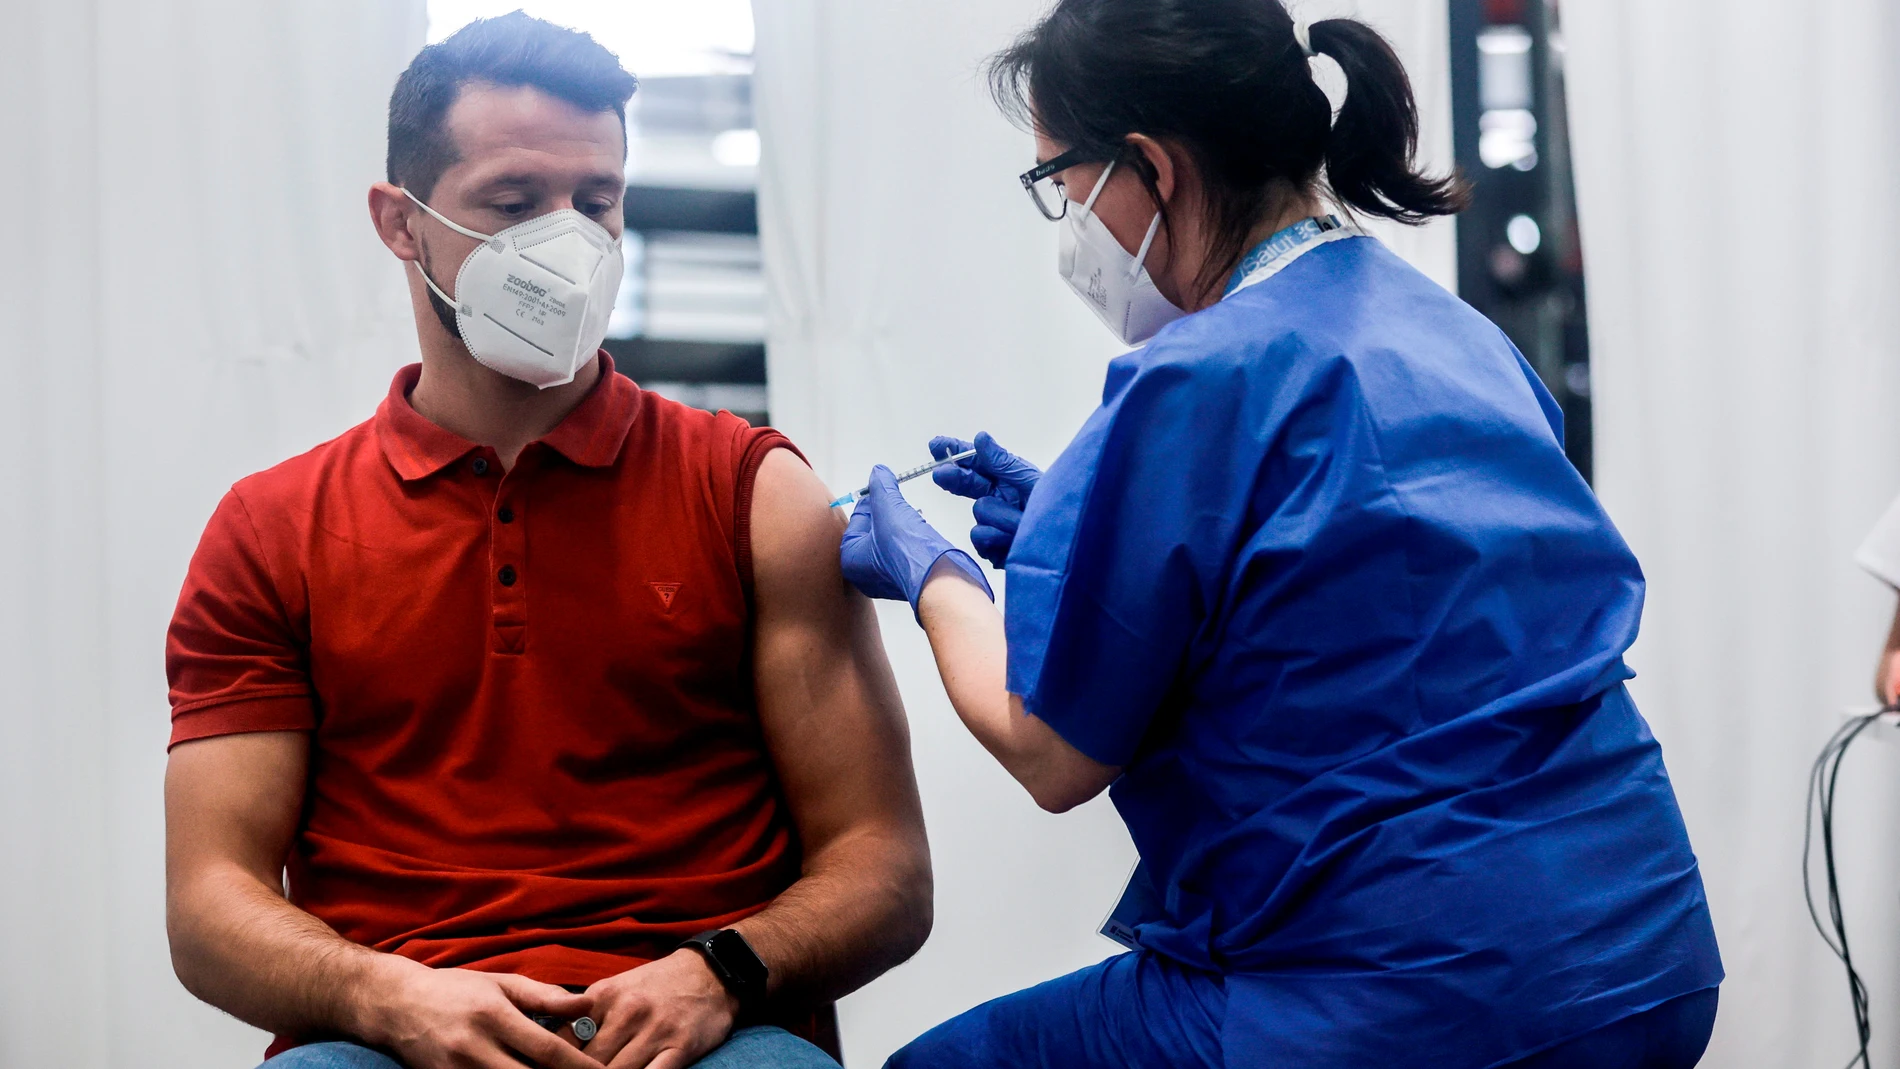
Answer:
[
  {"left": 0, "top": 2, "right": 427, "bottom": 1065},
  {"left": 1566, "top": 1, "right": 1900, "bottom": 1066},
  {"left": 752, "top": 1, "right": 1454, "bottom": 1063}
]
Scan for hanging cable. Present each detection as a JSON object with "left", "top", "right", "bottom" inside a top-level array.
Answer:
[{"left": 1804, "top": 708, "right": 1890, "bottom": 1069}]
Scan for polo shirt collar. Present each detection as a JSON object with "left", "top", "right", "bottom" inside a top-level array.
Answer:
[
  {"left": 539, "top": 353, "right": 641, "bottom": 468},
  {"left": 375, "top": 352, "right": 640, "bottom": 481}
]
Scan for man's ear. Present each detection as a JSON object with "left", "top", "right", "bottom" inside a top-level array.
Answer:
[
  {"left": 1124, "top": 134, "right": 1177, "bottom": 204},
  {"left": 367, "top": 182, "right": 423, "bottom": 263}
]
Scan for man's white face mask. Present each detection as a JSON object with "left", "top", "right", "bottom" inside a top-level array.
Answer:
[
  {"left": 405, "top": 189, "right": 624, "bottom": 390},
  {"left": 1058, "top": 160, "right": 1188, "bottom": 346}
]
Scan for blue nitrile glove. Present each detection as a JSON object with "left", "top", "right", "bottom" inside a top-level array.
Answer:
[
  {"left": 929, "top": 432, "right": 1042, "bottom": 569},
  {"left": 841, "top": 465, "right": 994, "bottom": 616}
]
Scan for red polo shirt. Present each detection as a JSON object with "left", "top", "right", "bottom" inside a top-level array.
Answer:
[{"left": 167, "top": 356, "right": 805, "bottom": 992}]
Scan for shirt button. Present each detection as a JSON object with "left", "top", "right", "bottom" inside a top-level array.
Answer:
[
  {"left": 498, "top": 564, "right": 517, "bottom": 586},
  {"left": 472, "top": 457, "right": 490, "bottom": 476},
  {"left": 498, "top": 506, "right": 515, "bottom": 524}
]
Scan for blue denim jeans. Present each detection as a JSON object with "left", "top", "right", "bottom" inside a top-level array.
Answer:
[{"left": 260, "top": 1026, "right": 840, "bottom": 1069}]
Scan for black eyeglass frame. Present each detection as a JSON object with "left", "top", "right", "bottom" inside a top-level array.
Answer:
[{"left": 1018, "top": 146, "right": 1116, "bottom": 221}]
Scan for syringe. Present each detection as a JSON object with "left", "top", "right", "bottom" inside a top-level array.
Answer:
[{"left": 830, "top": 449, "right": 979, "bottom": 509}]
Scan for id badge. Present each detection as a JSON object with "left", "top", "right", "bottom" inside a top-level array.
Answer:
[{"left": 1099, "top": 859, "right": 1161, "bottom": 951}]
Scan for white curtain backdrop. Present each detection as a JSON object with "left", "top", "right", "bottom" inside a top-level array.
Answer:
[
  {"left": 752, "top": 1, "right": 1453, "bottom": 1062},
  {"left": 0, "top": 2, "right": 426, "bottom": 1065},
  {"left": 1567, "top": 3, "right": 1900, "bottom": 1066}
]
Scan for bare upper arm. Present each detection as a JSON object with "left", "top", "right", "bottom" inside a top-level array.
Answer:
[
  {"left": 165, "top": 731, "right": 309, "bottom": 892},
  {"left": 748, "top": 449, "right": 926, "bottom": 861}
]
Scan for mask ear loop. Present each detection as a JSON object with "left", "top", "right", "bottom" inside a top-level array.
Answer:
[
  {"left": 1076, "top": 158, "right": 1166, "bottom": 279},
  {"left": 412, "top": 255, "right": 465, "bottom": 316},
  {"left": 1079, "top": 159, "right": 1118, "bottom": 216},
  {"left": 402, "top": 187, "right": 498, "bottom": 243},
  {"left": 1129, "top": 212, "right": 1165, "bottom": 279},
  {"left": 400, "top": 188, "right": 502, "bottom": 314}
]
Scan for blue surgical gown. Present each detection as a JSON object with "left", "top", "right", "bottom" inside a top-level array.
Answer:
[{"left": 988, "top": 236, "right": 1720, "bottom": 1067}]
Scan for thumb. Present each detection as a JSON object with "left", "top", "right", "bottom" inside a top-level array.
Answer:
[
  {"left": 929, "top": 436, "right": 975, "bottom": 461},
  {"left": 846, "top": 491, "right": 874, "bottom": 534},
  {"left": 865, "top": 465, "right": 912, "bottom": 513},
  {"left": 931, "top": 436, "right": 993, "bottom": 499},
  {"left": 868, "top": 467, "right": 938, "bottom": 533},
  {"left": 975, "top": 432, "right": 1037, "bottom": 490},
  {"left": 491, "top": 973, "right": 592, "bottom": 1017}
]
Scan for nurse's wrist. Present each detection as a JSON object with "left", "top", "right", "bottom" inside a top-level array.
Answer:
[{"left": 918, "top": 551, "right": 994, "bottom": 614}]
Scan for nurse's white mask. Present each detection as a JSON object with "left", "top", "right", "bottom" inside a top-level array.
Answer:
[
  {"left": 404, "top": 189, "right": 624, "bottom": 390},
  {"left": 1058, "top": 160, "right": 1188, "bottom": 346}
]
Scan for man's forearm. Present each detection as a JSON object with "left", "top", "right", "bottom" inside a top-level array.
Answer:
[
  {"left": 729, "top": 828, "right": 932, "bottom": 1007},
  {"left": 169, "top": 861, "right": 410, "bottom": 1040}
]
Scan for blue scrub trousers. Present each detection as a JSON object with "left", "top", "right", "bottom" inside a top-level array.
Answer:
[{"left": 885, "top": 953, "right": 1718, "bottom": 1069}]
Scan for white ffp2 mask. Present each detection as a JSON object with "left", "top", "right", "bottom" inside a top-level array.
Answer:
[
  {"left": 1058, "top": 161, "right": 1187, "bottom": 346},
  {"left": 405, "top": 189, "right": 625, "bottom": 390}
]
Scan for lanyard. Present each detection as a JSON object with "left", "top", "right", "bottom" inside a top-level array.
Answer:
[{"left": 1222, "top": 214, "right": 1359, "bottom": 300}]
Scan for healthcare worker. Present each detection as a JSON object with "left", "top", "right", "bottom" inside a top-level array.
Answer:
[{"left": 839, "top": 1, "right": 1723, "bottom": 1067}]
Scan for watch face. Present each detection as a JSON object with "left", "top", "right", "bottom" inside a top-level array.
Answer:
[{"left": 709, "top": 928, "right": 769, "bottom": 992}]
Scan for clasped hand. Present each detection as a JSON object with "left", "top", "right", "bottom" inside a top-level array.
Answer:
[
  {"left": 578, "top": 949, "right": 740, "bottom": 1069},
  {"left": 362, "top": 950, "right": 737, "bottom": 1069}
]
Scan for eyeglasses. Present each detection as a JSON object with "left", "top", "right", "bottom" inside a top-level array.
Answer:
[{"left": 1018, "top": 146, "right": 1105, "bottom": 221}]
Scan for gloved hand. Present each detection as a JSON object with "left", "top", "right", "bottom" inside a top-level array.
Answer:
[
  {"left": 929, "top": 432, "right": 1042, "bottom": 569},
  {"left": 841, "top": 465, "right": 994, "bottom": 616}
]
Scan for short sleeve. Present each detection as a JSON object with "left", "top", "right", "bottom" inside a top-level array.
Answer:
[
  {"left": 1859, "top": 493, "right": 1900, "bottom": 589},
  {"left": 165, "top": 490, "right": 316, "bottom": 748},
  {"left": 1004, "top": 356, "right": 1258, "bottom": 766},
  {"left": 730, "top": 422, "right": 809, "bottom": 598}
]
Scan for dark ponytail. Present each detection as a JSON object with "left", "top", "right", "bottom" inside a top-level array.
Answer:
[
  {"left": 990, "top": 0, "right": 1468, "bottom": 295},
  {"left": 1306, "top": 18, "right": 1468, "bottom": 223}
]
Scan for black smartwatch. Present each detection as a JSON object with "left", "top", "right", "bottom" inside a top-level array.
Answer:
[{"left": 680, "top": 928, "right": 769, "bottom": 1013}]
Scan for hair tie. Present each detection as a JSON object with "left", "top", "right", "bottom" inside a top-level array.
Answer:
[{"left": 1292, "top": 20, "right": 1316, "bottom": 57}]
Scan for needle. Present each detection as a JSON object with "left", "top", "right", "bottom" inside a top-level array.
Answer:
[{"left": 830, "top": 449, "right": 979, "bottom": 509}]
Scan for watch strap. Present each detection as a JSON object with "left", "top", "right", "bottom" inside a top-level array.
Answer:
[{"left": 681, "top": 928, "right": 768, "bottom": 1013}]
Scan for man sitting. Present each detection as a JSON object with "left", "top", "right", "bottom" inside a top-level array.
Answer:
[{"left": 162, "top": 15, "right": 930, "bottom": 1069}]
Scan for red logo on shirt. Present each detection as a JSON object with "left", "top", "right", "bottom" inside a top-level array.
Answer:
[{"left": 650, "top": 582, "right": 681, "bottom": 613}]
